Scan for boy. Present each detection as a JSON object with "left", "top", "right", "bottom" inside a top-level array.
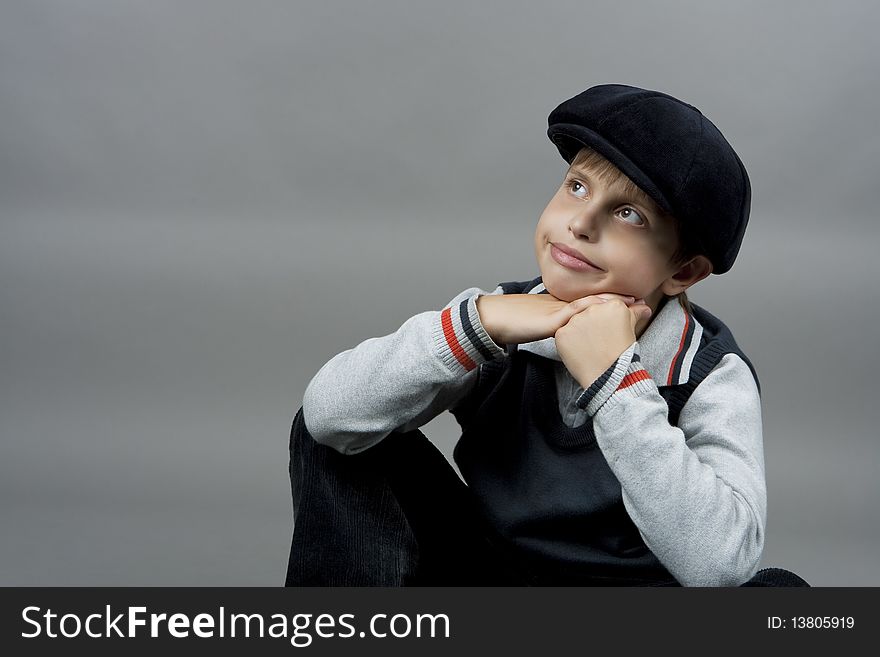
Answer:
[{"left": 287, "top": 84, "right": 807, "bottom": 587}]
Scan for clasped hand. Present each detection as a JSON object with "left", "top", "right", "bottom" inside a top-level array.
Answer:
[{"left": 476, "top": 291, "right": 652, "bottom": 390}]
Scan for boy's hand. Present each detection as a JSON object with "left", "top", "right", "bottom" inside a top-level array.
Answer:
[
  {"left": 554, "top": 297, "right": 652, "bottom": 390},
  {"left": 476, "top": 292, "right": 638, "bottom": 347}
]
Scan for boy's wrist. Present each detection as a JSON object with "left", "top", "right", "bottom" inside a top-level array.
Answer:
[
  {"left": 435, "top": 293, "right": 506, "bottom": 374},
  {"left": 475, "top": 294, "right": 506, "bottom": 346},
  {"left": 574, "top": 342, "right": 642, "bottom": 417},
  {"left": 570, "top": 339, "right": 635, "bottom": 392}
]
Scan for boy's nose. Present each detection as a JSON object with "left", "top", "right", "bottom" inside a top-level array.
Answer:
[{"left": 568, "top": 207, "right": 603, "bottom": 241}]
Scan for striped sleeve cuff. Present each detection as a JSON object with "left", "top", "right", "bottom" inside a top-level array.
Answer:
[
  {"left": 433, "top": 293, "right": 507, "bottom": 375},
  {"left": 574, "top": 342, "right": 655, "bottom": 417}
]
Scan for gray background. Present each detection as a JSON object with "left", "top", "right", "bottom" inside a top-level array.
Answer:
[{"left": 2, "top": 0, "right": 877, "bottom": 586}]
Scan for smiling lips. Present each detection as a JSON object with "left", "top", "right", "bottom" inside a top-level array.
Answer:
[{"left": 550, "top": 243, "right": 603, "bottom": 272}]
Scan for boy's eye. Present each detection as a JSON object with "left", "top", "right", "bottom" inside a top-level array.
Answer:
[
  {"left": 567, "top": 179, "right": 588, "bottom": 198},
  {"left": 617, "top": 207, "right": 645, "bottom": 226},
  {"left": 566, "top": 179, "right": 646, "bottom": 226}
]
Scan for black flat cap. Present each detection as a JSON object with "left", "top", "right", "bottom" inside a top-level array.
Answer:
[{"left": 547, "top": 83, "right": 751, "bottom": 275}]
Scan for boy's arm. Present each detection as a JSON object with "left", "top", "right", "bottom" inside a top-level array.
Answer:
[
  {"left": 302, "top": 284, "right": 507, "bottom": 455},
  {"left": 575, "top": 346, "right": 766, "bottom": 587}
]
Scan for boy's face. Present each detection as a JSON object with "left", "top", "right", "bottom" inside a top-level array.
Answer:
[{"left": 534, "top": 159, "right": 684, "bottom": 310}]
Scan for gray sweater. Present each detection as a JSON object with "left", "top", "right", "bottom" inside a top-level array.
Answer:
[{"left": 302, "top": 279, "right": 767, "bottom": 586}]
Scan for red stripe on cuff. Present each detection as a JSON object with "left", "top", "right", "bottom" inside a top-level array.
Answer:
[
  {"left": 441, "top": 306, "right": 477, "bottom": 371},
  {"left": 617, "top": 369, "right": 651, "bottom": 391}
]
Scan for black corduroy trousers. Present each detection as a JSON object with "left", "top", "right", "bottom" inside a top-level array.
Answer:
[{"left": 284, "top": 407, "right": 809, "bottom": 588}]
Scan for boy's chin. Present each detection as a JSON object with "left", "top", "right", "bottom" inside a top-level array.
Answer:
[{"left": 541, "top": 276, "right": 622, "bottom": 303}]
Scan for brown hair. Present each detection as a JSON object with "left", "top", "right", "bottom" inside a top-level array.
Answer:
[{"left": 569, "top": 147, "right": 703, "bottom": 315}]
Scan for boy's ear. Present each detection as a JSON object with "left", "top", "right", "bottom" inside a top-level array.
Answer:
[{"left": 660, "top": 255, "right": 713, "bottom": 296}]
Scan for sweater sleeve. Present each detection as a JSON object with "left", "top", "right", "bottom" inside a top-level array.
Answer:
[
  {"left": 301, "top": 284, "right": 508, "bottom": 455},
  {"left": 576, "top": 349, "right": 766, "bottom": 587}
]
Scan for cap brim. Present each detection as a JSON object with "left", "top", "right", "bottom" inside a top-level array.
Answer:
[{"left": 547, "top": 124, "right": 675, "bottom": 216}]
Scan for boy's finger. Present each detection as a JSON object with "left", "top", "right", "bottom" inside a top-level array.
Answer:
[
  {"left": 591, "top": 293, "right": 635, "bottom": 303},
  {"left": 571, "top": 296, "right": 608, "bottom": 310}
]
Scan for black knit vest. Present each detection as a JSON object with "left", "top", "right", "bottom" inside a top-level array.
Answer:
[{"left": 450, "top": 276, "right": 759, "bottom": 586}]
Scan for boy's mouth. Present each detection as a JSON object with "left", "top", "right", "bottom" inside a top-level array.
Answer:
[{"left": 550, "top": 243, "right": 604, "bottom": 272}]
